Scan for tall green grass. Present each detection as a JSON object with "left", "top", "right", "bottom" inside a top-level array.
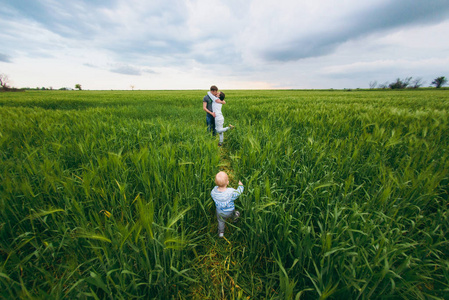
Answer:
[{"left": 1, "top": 89, "right": 448, "bottom": 299}]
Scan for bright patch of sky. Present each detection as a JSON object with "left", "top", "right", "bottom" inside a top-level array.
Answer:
[{"left": 1, "top": 0, "right": 449, "bottom": 90}]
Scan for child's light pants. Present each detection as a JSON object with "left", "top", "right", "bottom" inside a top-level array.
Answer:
[
  {"left": 215, "top": 115, "right": 230, "bottom": 143},
  {"left": 216, "top": 210, "right": 237, "bottom": 234}
]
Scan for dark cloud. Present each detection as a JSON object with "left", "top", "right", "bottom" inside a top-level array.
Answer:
[
  {"left": 2, "top": 0, "right": 116, "bottom": 39},
  {"left": 2, "top": 0, "right": 194, "bottom": 61},
  {"left": 142, "top": 68, "right": 156, "bottom": 74},
  {"left": 106, "top": 38, "right": 191, "bottom": 60},
  {"left": 88, "top": 63, "right": 155, "bottom": 75},
  {"left": 84, "top": 63, "right": 97, "bottom": 68},
  {"left": 262, "top": 0, "right": 449, "bottom": 61},
  {"left": 0, "top": 53, "right": 12, "bottom": 63},
  {"left": 1, "top": 0, "right": 239, "bottom": 67},
  {"left": 192, "top": 46, "right": 242, "bottom": 65},
  {"left": 110, "top": 65, "right": 142, "bottom": 76}
]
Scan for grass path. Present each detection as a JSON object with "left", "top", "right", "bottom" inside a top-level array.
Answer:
[
  {"left": 189, "top": 136, "right": 249, "bottom": 299},
  {"left": 218, "top": 144, "right": 237, "bottom": 184}
]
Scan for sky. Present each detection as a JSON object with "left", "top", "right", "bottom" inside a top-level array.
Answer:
[{"left": 1, "top": 0, "right": 449, "bottom": 90}]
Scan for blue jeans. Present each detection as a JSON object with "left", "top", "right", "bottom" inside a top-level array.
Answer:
[{"left": 206, "top": 114, "right": 216, "bottom": 136}]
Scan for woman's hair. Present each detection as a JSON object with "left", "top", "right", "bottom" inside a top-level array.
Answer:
[{"left": 219, "top": 91, "right": 225, "bottom": 100}]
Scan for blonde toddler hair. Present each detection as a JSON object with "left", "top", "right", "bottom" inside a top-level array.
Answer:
[{"left": 215, "top": 171, "right": 228, "bottom": 187}]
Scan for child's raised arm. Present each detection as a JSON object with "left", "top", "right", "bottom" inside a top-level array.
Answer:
[{"left": 231, "top": 181, "right": 244, "bottom": 201}]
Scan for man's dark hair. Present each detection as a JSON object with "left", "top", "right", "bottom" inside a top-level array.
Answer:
[
  {"left": 219, "top": 91, "right": 225, "bottom": 100},
  {"left": 210, "top": 85, "right": 218, "bottom": 91}
]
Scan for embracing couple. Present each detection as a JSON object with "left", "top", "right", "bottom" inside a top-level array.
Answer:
[{"left": 202, "top": 85, "right": 234, "bottom": 146}]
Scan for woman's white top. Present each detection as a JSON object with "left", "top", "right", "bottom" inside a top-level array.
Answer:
[{"left": 208, "top": 92, "right": 223, "bottom": 117}]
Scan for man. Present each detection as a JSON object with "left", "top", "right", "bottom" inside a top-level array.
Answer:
[{"left": 203, "top": 85, "right": 217, "bottom": 136}]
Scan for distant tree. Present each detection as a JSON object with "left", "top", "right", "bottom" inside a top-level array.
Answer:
[
  {"left": 431, "top": 76, "right": 447, "bottom": 88},
  {"left": 410, "top": 77, "right": 424, "bottom": 89},
  {"left": 389, "top": 77, "right": 412, "bottom": 89},
  {"left": 378, "top": 82, "right": 389, "bottom": 89},
  {"left": 369, "top": 81, "right": 377, "bottom": 89},
  {"left": 0, "top": 74, "right": 24, "bottom": 92},
  {"left": 130, "top": 85, "right": 135, "bottom": 91},
  {"left": 0, "top": 74, "right": 10, "bottom": 89},
  {"left": 75, "top": 84, "right": 82, "bottom": 90}
]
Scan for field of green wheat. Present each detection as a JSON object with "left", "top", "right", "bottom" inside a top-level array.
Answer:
[{"left": 1, "top": 89, "right": 448, "bottom": 299}]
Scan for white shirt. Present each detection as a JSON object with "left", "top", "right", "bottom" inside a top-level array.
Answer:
[{"left": 208, "top": 92, "right": 223, "bottom": 117}]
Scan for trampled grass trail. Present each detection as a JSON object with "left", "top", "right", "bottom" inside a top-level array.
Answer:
[
  {"left": 218, "top": 141, "right": 237, "bottom": 184},
  {"left": 191, "top": 133, "right": 250, "bottom": 299}
]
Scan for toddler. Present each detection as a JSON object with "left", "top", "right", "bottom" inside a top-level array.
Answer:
[{"left": 210, "top": 171, "right": 244, "bottom": 237}]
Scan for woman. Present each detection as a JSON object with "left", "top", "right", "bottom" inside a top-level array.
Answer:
[{"left": 208, "top": 91, "right": 234, "bottom": 146}]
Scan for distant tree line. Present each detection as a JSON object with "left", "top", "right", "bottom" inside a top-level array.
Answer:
[
  {"left": 0, "top": 73, "right": 84, "bottom": 92},
  {"left": 370, "top": 76, "right": 447, "bottom": 89},
  {"left": 21, "top": 87, "right": 75, "bottom": 91},
  {"left": 2, "top": 72, "right": 448, "bottom": 92}
]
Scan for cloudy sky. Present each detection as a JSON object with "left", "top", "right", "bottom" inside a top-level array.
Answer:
[{"left": 1, "top": 0, "right": 449, "bottom": 90}]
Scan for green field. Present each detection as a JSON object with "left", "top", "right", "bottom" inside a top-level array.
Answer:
[{"left": 1, "top": 89, "right": 448, "bottom": 299}]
